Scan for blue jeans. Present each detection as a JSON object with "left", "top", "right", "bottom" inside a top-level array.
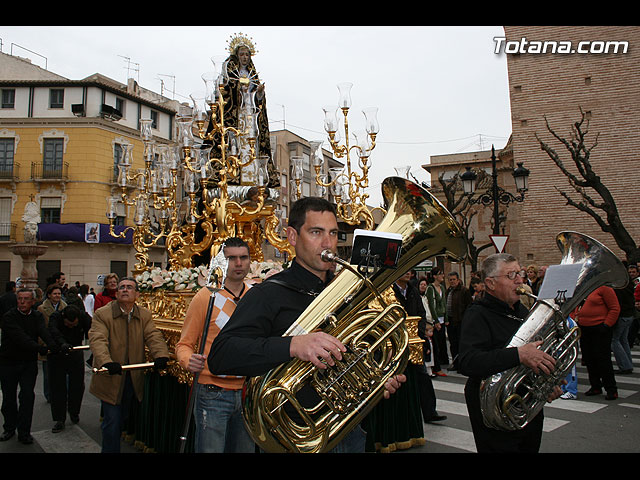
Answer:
[
  {"left": 193, "top": 383, "right": 255, "bottom": 453},
  {"left": 562, "top": 317, "right": 578, "bottom": 395},
  {"left": 328, "top": 424, "right": 367, "bottom": 453},
  {"left": 612, "top": 316, "right": 634, "bottom": 372},
  {"left": 100, "top": 373, "right": 136, "bottom": 453},
  {"left": 562, "top": 364, "right": 578, "bottom": 395}
]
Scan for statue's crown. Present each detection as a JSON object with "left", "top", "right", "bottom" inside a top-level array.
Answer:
[{"left": 227, "top": 32, "right": 258, "bottom": 56}]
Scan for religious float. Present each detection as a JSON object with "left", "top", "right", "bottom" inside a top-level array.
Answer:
[{"left": 105, "top": 33, "right": 465, "bottom": 453}]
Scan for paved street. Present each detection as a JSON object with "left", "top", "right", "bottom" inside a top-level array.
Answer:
[
  {"left": 0, "top": 350, "right": 137, "bottom": 454},
  {"left": 0, "top": 346, "right": 638, "bottom": 454},
  {"left": 404, "top": 345, "right": 640, "bottom": 453}
]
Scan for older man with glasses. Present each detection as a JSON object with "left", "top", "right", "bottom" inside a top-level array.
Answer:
[
  {"left": 88, "top": 277, "right": 170, "bottom": 453},
  {"left": 458, "top": 253, "right": 564, "bottom": 453}
]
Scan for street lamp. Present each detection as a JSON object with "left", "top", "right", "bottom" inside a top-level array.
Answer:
[{"left": 460, "top": 145, "right": 530, "bottom": 235}]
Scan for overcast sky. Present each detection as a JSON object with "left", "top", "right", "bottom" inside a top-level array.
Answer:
[{"left": 0, "top": 25, "right": 512, "bottom": 206}]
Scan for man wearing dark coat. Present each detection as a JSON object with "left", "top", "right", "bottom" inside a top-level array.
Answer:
[{"left": 0, "top": 288, "right": 57, "bottom": 444}]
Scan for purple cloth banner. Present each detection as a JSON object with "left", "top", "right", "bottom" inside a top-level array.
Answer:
[{"left": 36, "top": 223, "right": 133, "bottom": 244}]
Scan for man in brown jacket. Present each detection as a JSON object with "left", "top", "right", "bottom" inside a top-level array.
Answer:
[{"left": 88, "top": 277, "right": 169, "bottom": 453}]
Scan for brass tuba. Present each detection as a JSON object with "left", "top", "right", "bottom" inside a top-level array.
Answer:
[
  {"left": 242, "top": 176, "right": 467, "bottom": 452},
  {"left": 479, "top": 231, "right": 628, "bottom": 431}
]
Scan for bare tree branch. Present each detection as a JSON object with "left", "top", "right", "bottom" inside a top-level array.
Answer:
[{"left": 538, "top": 109, "right": 639, "bottom": 263}]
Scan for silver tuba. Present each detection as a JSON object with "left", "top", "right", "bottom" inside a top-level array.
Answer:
[
  {"left": 480, "top": 231, "right": 628, "bottom": 431},
  {"left": 242, "top": 176, "right": 467, "bottom": 452}
]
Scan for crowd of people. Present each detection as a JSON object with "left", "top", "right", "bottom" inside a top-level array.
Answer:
[
  {"left": 0, "top": 273, "right": 97, "bottom": 444},
  {"left": 0, "top": 213, "right": 637, "bottom": 453},
  {"left": 0, "top": 270, "right": 170, "bottom": 450}
]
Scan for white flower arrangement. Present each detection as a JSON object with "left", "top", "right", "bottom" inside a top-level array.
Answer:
[
  {"left": 248, "top": 259, "right": 286, "bottom": 281},
  {"left": 135, "top": 260, "right": 287, "bottom": 292},
  {"left": 136, "top": 264, "right": 210, "bottom": 293}
]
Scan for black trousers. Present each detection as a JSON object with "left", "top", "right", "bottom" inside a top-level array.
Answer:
[
  {"left": 414, "top": 363, "right": 438, "bottom": 419},
  {"left": 580, "top": 323, "right": 617, "bottom": 393},
  {"left": 48, "top": 351, "right": 85, "bottom": 422},
  {"left": 464, "top": 380, "right": 543, "bottom": 453},
  {"left": 447, "top": 322, "right": 461, "bottom": 367},
  {"left": 0, "top": 360, "right": 38, "bottom": 436},
  {"left": 434, "top": 323, "right": 449, "bottom": 365}
]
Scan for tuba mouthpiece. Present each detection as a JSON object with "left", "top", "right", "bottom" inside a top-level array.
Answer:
[{"left": 321, "top": 250, "right": 336, "bottom": 262}]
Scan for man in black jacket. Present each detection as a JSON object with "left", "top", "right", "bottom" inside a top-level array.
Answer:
[
  {"left": 209, "top": 197, "right": 405, "bottom": 453},
  {"left": 47, "top": 305, "right": 91, "bottom": 433},
  {"left": 458, "top": 253, "right": 563, "bottom": 453},
  {"left": 393, "top": 271, "right": 446, "bottom": 424},
  {"left": 0, "top": 281, "right": 16, "bottom": 316},
  {"left": 0, "top": 288, "right": 58, "bottom": 444},
  {"left": 445, "top": 271, "right": 472, "bottom": 370}
]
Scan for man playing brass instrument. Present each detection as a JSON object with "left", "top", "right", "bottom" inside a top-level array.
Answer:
[
  {"left": 458, "top": 253, "right": 564, "bottom": 453},
  {"left": 209, "top": 197, "right": 405, "bottom": 453}
]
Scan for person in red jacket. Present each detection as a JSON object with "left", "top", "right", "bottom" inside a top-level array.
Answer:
[
  {"left": 94, "top": 274, "right": 118, "bottom": 311},
  {"left": 573, "top": 286, "right": 620, "bottom": 400}
]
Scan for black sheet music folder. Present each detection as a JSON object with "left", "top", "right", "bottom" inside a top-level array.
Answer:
[{"left": 349, "top": 229, "right": 403, "bottom": 269}]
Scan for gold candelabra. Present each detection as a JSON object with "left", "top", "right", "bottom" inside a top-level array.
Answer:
[
  {"left": 107, "top": 57, "right": 293, "bottom": 273},
  {"left": 315, "top": 82, "right": 380, "bottom": 229},
  {"left": 107, "top": 119, "right": 182, "bottom": 275}
]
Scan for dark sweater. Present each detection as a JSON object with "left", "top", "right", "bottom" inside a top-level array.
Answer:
[
  {"left": 458, "top": 293, "right": 527, "bottom": 384},
  {"left": 0, "top": 307, "right": 55, "bottom": 364}
]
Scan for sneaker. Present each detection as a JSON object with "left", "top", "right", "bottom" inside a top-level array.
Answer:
[
  {"left": 434, "top": 371, "right": 448, "bottom": 377},
  {"left": 584, "top": 387, "right": 603, "bottom": 396},
  {"left": 560, "top": 392, "right": 577, "bottom": 400}
]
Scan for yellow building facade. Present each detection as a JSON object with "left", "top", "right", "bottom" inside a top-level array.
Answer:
[{"left": 1, "top": 52, "right": 177, "bottom": 290}]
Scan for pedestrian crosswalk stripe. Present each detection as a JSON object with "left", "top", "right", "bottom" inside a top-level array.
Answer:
[
  {"left": 31, "top": 424, "right": 101, "bottom": 453},
  {"left": 434, "top": 398, "right": 469, "bottom": 417},
  {"left": 611, "top": 376, "right": 640, "bottom": 386},
  {"left": 546, "top": 399, "right": 606, "bottom": 413},
  {"left": 542, "top": 417, "right": 570, "bottom": 432},
  {"left": 422, "top": 424, "right": 477, "bottom": 453},
  {"left": 432, "top": 380, "right": 465, "bottom": 394}
]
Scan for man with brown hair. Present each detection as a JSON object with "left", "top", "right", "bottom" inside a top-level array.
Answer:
[
  {"left": 445, "top": 271, "right": 472, "bottom": 371},
  {"left": 209, "top": 197, "right": 405, "bottom": 452},
  {"left": 176, "top": 237, "right": 255, "bottom": 453}
]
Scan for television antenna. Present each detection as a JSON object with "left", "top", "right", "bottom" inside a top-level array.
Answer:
[
  {"left": 158, "top": 74, "right": 176, "bottom": 99},
  {"left": 118, "top": 55, "right": 140, "bottom": 83}
]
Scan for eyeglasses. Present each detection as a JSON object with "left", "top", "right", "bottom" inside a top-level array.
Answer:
[
  {"left": 489, "top": 271, "right": 526, "bottom": 280},
  {"left": 118, "top": 284, "right": 136, "bottom": 291}
]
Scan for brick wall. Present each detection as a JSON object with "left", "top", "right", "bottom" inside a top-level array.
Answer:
[{"left": 504, "top": 26, "right": 640, "bottom": 266}]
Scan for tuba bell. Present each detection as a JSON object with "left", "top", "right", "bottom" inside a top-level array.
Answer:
[
  {"left": 479, "top": 231, "right": 628, "bottom": 431},
  {"left": 242, "top": 176, "right": 467, "bottom": 452}
]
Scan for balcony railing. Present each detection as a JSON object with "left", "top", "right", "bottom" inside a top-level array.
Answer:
[
  {"left": 0, "top": 163, "right": 19, "bottom": 181},
  {"left": 31, "top": 162, "right": 69, "bottom": 181},
  {"left": 0, "top": 223, "right": 16, "bottom": 242}
]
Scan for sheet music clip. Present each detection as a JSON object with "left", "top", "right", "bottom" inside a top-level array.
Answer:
[
  {"left": 537, "top": 263, "right": 583, "bottom": 300},
  {"left": 349, "top": 229, "right": 403, "bottom": 279},
  {"left": 356, "top": 248, "right": 382, "bottom": 277},
  {"left": 554, "top": 289, "right": 568, "bottom": 307}
]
